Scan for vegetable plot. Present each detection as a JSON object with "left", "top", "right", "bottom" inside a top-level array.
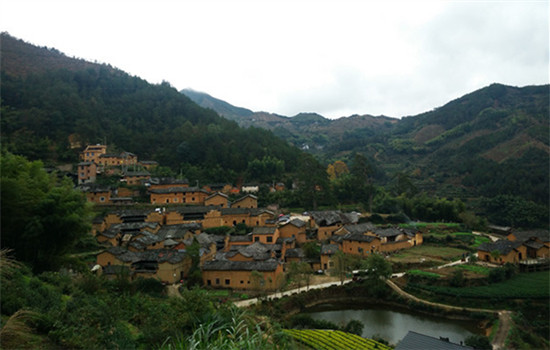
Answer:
[{"left": 283, "top": 329, "right": 393, "bottom": 350}]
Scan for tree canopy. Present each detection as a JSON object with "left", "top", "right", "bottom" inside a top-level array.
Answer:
[{"left": 1, "top": 152, "right": 91, "bottom": 272}]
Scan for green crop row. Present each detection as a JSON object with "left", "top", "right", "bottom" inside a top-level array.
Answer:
[
  {"left": 283, "top": 329, "right": 393, "bottom": 350},
  {"left": 455, "top": 264, "right": 490, "bottom": 275},
  {"left": 408, "top": 271, "right": 549, "bottom": 299},
  {"left": 407, "top": 269, "right": 442, "bottom": 279}
]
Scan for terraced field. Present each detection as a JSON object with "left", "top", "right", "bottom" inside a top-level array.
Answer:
[{"left": 283, "top": 329, "right": 392, "bottom": 350}]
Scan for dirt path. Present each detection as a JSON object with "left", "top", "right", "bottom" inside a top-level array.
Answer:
[
  {"left": 166, "top": 284, "right": 182, "bottom": 298},
  {"left": 385, "top": 279, "right": 498, "bottom": 314},
  {"left": 492, "top": 311, "right": 512, "bottom": 350}
]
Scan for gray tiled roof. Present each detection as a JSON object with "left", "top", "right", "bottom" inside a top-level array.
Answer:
[
  {"left": 157, "top": 224, "right": 199, "bottom": 240},
  {"left": 512, "top": 230, "right": 550, "bottom": 243},
  {"left": 149, "top": 186, "right": 208, "bottom": 194},
  {"left": 285, "top": 248, "right": 305, "bottom": 258},
  {"left": 252, "top": 227, "right": 277, "bottom": 235},
  {"left": 282, "top": 218, "right": 307, "bottom": 228},
  {"left": 321, "top": 244, "right": 340, "bottom": 255},
  {"left": 221, "top": 208, "right": 273, "bottom": 216},
  {"left": 477, "top": 239, "right": 522, "bottom": 255},
  {"left": 103, "top": 247, "right": 187, "bottom": 264},
  {"left": 342, "top": 233, "right": 377, "bottom": 243},
  {"left": 374, "top": 227, "right": 402, "bottom": 237},
  {"left": 310, "top": 211, "right": 359, "bottom": 226},
  {"left": 343, "top": 223, "right": 376, "bottom": 234},
  {"left": 395, "top": 331, "right": 473, "bottom": 350},
  {"left": 202, "top": 259, "right": 279, "bottom": 271}
]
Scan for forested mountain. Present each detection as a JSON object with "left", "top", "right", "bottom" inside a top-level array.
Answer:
[
  {"left": 181, "top": 88, "right": 396, "bottom": 153},
  {"left": 0, "top": 33, "right": 302, "bottom": 183},
  {"left": 183, "top": 84, "right": 549, "bottom": 221}
]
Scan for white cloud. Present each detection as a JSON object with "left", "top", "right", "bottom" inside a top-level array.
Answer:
[{"left": 1, "top": 0, "right": 547, "bottom": 119}]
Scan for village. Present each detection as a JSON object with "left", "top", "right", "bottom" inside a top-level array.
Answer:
[{"left": 78, "top": 144, "right": 549, "bottom": 291}]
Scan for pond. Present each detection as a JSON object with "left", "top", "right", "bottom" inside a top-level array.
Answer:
[{"left": 304, "top": 302, "right": 484, "bottom": 346}]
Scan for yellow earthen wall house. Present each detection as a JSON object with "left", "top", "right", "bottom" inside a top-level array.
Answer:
[
  {"left": 150, "top": 188, "right": 208, "bottom": 205},
  {"left": 85, "top": 190, "right": 111, "bottom": 204},
  {"left": 317, "top": 225, "right": 341, "bottom": 241},
  {"left": 231, "top": 195, "right": 258, "bottom": 209},
  {"left": 279, "top": 220, "right": 307, "bottom": 244},
  {"left": 477, "top": 241, "right": 527, "bottom": 264},
  {"left": 341, "top": 236, "right": 381, "bottom": 256},
  {"left": 202, "top": 261, "right": 283, "bottom": 291},
  {"left": 205, "top": 193, "right": 229, "bottom": 208},
  {"left": 80, "top": 144, "right": 107, "bottom": 163},
  {"left": 379, "top": 240, "right": 414, "bottom": 253}
]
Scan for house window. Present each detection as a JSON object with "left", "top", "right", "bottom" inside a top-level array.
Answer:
[
  {"left": 329, "top": 261, "right": 334, "bottom": 267},
  {"left": 240, "top": 280, "right": 244, "bottom": 284},
  {"left": 207, "top": 280, "right": 211, "bottom": 285},
  {"left": 173, "top": 197, "right": 178, "bottom": 202},
  {"left": 166, "top": 199, "right": 170, "bottom": 203},
  {"left": 254, "top": 237, "right": 260, "bottom": 242},
  {"left": 225, "top": 279, "right": 230, "bottom": 285},
  {"left": 99, "top": 197, "right": 105, "bottom": 202},
  {"left": 192, "top": 197, "right": 195, "bottom": 201},
  {"left": 215, "top": 278, "right": 220, "bottom": 285},
  {"left": 267, "top": 236, "right": 273, "bottom": 243}
]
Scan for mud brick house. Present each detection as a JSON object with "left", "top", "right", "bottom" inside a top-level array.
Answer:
[
  {"left": 80, "top": 144, "right": 107, "bottom": 163},
  {"left": 96, "top": 222, "right": 160, "bottom": 247},
  {"left": 96, "top": 247, "right": 191, "bottom": 284},
  {"left": 204, "top": 192, "right": 230, "bottom": 208},
  {"left": 221, "top": 242, "right": 280, "bottom": 262},
  {"left": 148, "top": 177, "right": 190, "bottom": 189},
  {"left": 507, "top": 230, "right": 550, "bottom": 259},
  {"left": 477, "top": 240, "right": 526, "bottom": 264},
  {"left": 102, "top": 209, "right": 164, "bottom": 227},
  {"left": 278, "top": 218, "right": 307, "bottom": 244},
  {"left": 284, "top": 247, "right": 305, "bottom": 264},
  {"left": 224, "top": 235, "right": 254, "bottom": 250},
  {"left": 341, "top": 233, "right": 381, "bottom": 256},
  {"left": 202, "top": 259, "right": 284, "bottom": 291},
  {"left": 309, "top": 211, "right": 359, "bottom": 241},
  {"left": 139, "top": 160, "right": 158, "bottom": 170},
  {"left": 164, "top": 206, "right": 220, "bottom": 226},
  {"left": 98, "top": 151, "right": 138, "bottom": 167},
  {"left": 122, "top": 170, "right": 151, "bottom": 185},
  {"left": 251, "top": 226, "right": 280, "bottom": 244},
  {"left": 320, "top": 244, "right": 339, "bottom": 271},
  {"left": 77, "top": 161, "right": 98, "bottom": 184},
  {"left": 374, "top": 227, "right": 422, "bottom": 252},
  {"left": 219, "top": 208, "right": 275, "bottom": 228},
  {"left": 149, "top": 186, "right": 209, "bottom": 205},
  {"left": 78, "top": 183, "right": 112, "bottom": 204},
  {"left": 230, "top": 194, "right": 258, "bottom": 209},
  {"left": 203, "top": 183, "right": 235, "bottom": 194}
]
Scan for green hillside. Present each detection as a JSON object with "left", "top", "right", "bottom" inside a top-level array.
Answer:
[
  {"left": 0, "top": 33, "right": 302, "bottom": 183},
  {"left": 183, "top": 83, "right": 549, "bottom": 224}
]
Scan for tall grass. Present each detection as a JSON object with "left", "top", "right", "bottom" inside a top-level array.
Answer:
[{"left": 159, "top": 306, "right": 282, "bottom": 350}]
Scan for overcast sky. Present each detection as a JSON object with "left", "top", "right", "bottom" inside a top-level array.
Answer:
[{"left": 1, "top": 0, "right": 548, "bottom": 119}]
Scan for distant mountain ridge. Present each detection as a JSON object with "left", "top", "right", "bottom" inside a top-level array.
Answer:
[
  {"left": 180, "top": 88, "right": 397, "bottom": 151},
  {"left": 182, "top": 84, "right": 549, "bottom": 207}
]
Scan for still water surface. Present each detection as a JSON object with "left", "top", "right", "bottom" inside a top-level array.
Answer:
[{"left": 305, "top": 302, "right": 482, "bottom": 345}]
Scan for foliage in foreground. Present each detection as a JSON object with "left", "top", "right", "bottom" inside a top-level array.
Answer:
[
  {"left": 1, "top": 152, "right": 91, "bottom": 273},
  {"left": 159, "top": 306, "right": 285, "bottom": 350}
]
